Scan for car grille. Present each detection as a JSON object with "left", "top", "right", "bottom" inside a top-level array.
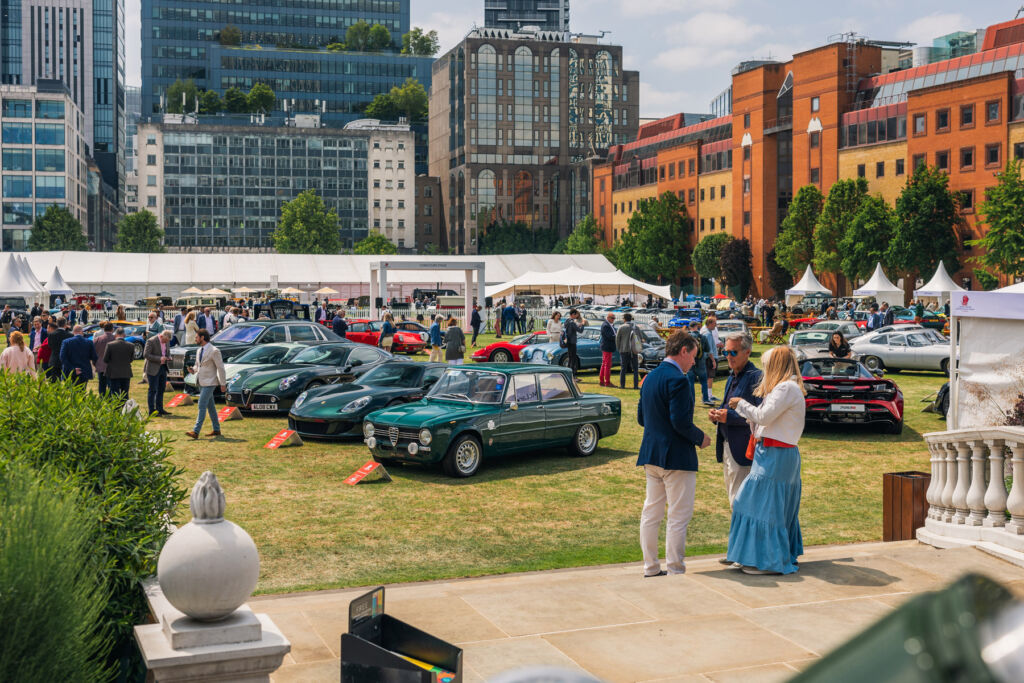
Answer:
[
  {"left": 228, "top": 391, "right": 278, "bottom": 406},
  {"left": 373, "top": 425, "right": 420, "bottom": 449},
  {"left": 289, "top": 417, "right": 353, "bottom": 436}
]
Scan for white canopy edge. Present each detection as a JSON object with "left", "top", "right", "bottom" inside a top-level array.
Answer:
[
  {"left": 485, "top": 266, "right": 671, "bottom": 301},
  {"left": 44, "top": 266, "right": 74, "bottom": 295},
  {"left": 0, "top": 254, "right": 38, "bottom": 298},
  {"left": 852, "top": 263, "right": 903, "bottom": 302},
  {"left": 785, "top": 265, "right": 831, "bottom": 297},
  {"left": 915, "top": 261, "right": 966, "bottom": 299}
]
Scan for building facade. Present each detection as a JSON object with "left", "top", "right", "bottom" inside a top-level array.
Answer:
[
  {"left": 429, "top": 26, "right": 639, "bottom": 254},
  {"left": 414, "top": 175, "right": 442, "bottom": 253},
  {"left": 484, "top": 0, "right": 570, "bottom": 33},
  {"left": 356, "top": 118, "right": 415, "bottom": 249},
  {"left": 1, "top": 81, "right": 88, "bottom": 251},
  {"left": 124, "top": 84, "right": 140, "bottom": 213}
]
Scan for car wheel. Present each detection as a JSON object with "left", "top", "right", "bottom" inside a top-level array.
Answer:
[
  {"left": 886, "top": 419, "right": 904, "bottom": 435},
  {"left": 443, "top": 434, "right": 482, "bottom": 478},
  {"left": 940, "top": 358, "right": 950, "bottom": 376},
  {"left": 558, "top": 355, "right": 571, "bottom": 367},
  {"left": 306, "top": 380, "right": 324, "bottom": 390},
  {"left": 492, "top": 349, "right": 512, "bottom": 363},
  {"left": 569, "top": 423, "right": 600, "bottom": 457},
  {"left": 862, "top": 355, "right": 884, "bottom": 372},
  {"left": 132, "top": 341, "right": 144, "bottom": 360}
]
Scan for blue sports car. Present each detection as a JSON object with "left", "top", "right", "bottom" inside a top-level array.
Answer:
[
  {"left": 519, "top": 324, "right": 665, "bottom": 370},
  {"left": 668, "top": 307, "right": 703, "bottom": 328}
]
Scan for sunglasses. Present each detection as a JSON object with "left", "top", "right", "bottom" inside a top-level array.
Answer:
[{"left": 723, "top": 350, "right": 739, "bottom": 357}]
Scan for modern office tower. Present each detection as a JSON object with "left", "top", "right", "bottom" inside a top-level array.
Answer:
[
  {"left": 429, "top": 26, "right": 639, "bottom": 254},
  {"left": 124, "top": 84, "right": 140, "bottom": 213},
  {"left": 484, "top": 0, "right": 570, "bottom": 33}
]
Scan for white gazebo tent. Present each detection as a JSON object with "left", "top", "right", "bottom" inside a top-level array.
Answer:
[
  {"left": 852, "top": 263, "right": 904, "bottom": 305},
  {"left": 44, "top": 266, "right": 74, "bottom": 297},
  {"left": 15, "top": 256, "right": 45, "bottom": 298},
  {"left": 0, "top": 254, "right": 38, "bottom": 302},
  {"left": 996, "top": 281, "right": 1024, "bottom": 293},
  {"left": 784, "top": 265, "right": 832, "bottom": 306},
  {"left": 914, "top": 261, "right": 965, "bottom": 306},
  {"left": 485, "top": 267, "right": 671, "bottom": 302}
]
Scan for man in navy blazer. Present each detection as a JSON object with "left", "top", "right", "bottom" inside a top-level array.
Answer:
[
  {"left": 60, "top": 325, "right": 98, "bottom": 386},
  {"left": 637, "top": 330, "right": 711, "bottom": 577},
  {"left": 709, "top": 332, "right": 763, "bottom": 509}
]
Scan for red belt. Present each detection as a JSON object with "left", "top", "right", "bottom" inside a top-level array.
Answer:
[{"left": 745, "top": 436, "right": 796, "bottom": 460}]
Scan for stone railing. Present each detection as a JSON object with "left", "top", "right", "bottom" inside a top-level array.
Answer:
[{"left": 917, "top": 426, "right": 1024, "bottom": 567}]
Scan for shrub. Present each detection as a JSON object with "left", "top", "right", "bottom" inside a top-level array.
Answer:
[
  {"left": 0, "top": 463, "right": 112, "bottom": 681},
  {"left": 0, "top": 375, "right": 186, "bottom": 677}
]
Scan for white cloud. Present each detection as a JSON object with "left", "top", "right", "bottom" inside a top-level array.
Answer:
[
  {"left": 639, "top": 81, "right": 706, "bottom": 119},
  {"left": 415, "top": 11, "right": 475, "bottom": 56},
  {"left": 607, "top": 0, "right": 737, "bottom": 17},
  {"left": 654, "top": 46, "right": 742, "bottom": 72},
  {"left": 664, "top": 12, "right": 764, "bottom": 46},
  {"left": 899, "top": 12, "right": 972, "bottom": 46}
]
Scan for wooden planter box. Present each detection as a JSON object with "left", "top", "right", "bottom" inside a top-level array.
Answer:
[{"left": 883, "top": 471, "right": 931, "bottom": 542}]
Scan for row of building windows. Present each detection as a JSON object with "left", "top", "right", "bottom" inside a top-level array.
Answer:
[
  {"left": 2, "top": 149, "right": 66, "bottom": 172},
  {"left": 2, "top": 122, "right": 66, "bottom": 145},
  {"left": 152, "top": 7, "right": 401, "bottom": 33},
  {"left": 157, "top": 0, "right": 403, "bottom": 12},
  {"left": 2, "top": 98, "right": 64, "bottom": 119},
  {"left": 3, "top": 201, "right": 65, "bottom": 225},
  {"left": 2, "top": 175, "right": 66, "bottom": 198},
  {"left": 219, "top": 55, "right": 422, "bottom": 77}
]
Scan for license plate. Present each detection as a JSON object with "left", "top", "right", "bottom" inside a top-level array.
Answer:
[
  {"left": 251, "top": 403, "right": 277, "bottom": 411},
  {"left": 830, "top": 403, "right": 865, "bottom": 413},
  {"left": 167, "top": 370, "right": 183, "bottom": 378}
]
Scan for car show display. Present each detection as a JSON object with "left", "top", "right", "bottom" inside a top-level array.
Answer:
[
  {"left": 518, "top": 325, "right": 665, "bottom": 370},
  {"left": 471, "top": 331, "right": 550, "bottom": 363},
  {"left": 851, "top": 328, "right": 951, "bottom": 374},
  {"left": 800, "top": 357, "right": 904, "bottom": 434},
  {"left": 345, "top": 319, "right": 428, "bottom": 354}
]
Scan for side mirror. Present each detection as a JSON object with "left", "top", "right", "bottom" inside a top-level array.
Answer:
[{"left": 508, "top": 402, "right": 519, "bottom": 411}]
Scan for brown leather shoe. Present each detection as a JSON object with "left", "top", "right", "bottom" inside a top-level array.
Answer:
[
  {"left": 206, "top": 431, "right": 221, "bottom": 437},
  {"left": 185, "top": 431, "right": 198, "bottom": 440}
]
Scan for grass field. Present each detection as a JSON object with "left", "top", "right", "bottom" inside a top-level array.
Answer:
[{"left": 37, "top": 332, "right": 950, "bottom": 594}]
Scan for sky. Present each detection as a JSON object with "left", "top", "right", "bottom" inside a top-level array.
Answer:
[{"left": 125, "top": 1, "right": 1015, "bottom": 118}]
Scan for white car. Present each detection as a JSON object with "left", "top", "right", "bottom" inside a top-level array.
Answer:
[
  {"left": 183, "top": 342, "right": 307, "bottom": 393},
  {"left": 851, "top": 329, "right": 951, "bottom": 374},
  {"left": 810, "top": 320, "right": 863, "bottom": 340}
]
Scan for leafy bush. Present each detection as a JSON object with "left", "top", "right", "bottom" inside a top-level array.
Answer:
[
  {"left": 0, "top": 463, "right": 112, "bottom": 681},
  {"left": 0, "top": 375, "right": 186, "bottom": 677}
]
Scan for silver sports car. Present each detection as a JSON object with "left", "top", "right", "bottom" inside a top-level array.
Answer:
[{"left": 851, "top": 329, "right": 950, "bottom": 374}]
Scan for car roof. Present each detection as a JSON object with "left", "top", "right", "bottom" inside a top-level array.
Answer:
[
  {"left": 464, "top": 363, "right": 573, "bottom": 376},
  {"left": 234, "top": 320, "right": 321, "bottom": 327}
]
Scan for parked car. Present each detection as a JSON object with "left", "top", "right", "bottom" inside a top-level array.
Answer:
[
  {"left": 288, "top": 362, "right": 448, "bottom": 440},
  {"left": 892, "top": 308, "right": 946, "bottom": 330},
  {"left": 801, "top": 357, "right": 904, "bottom": 434},
  {"left": 363, "top": 364, "right": 622, "bottom": 477},
  {"left": 394, "top": 321, "right": 431, "bottom": 344},
  {"left": 344, "top": 319, "right": 427, "bottom": 354},
  {"left": 788, "top": 315, "right": 824, "bottom": 330},
  {"left": 472, "top": 331, "right": 551, "bottom": 363},
  {"left": 183, "top": 342, "right": 308, "bottom": 395},
  {"left": 850, "top": 329, "right": 951, "bottom": 374},
  {"left": 518, "top": 325, "right": 664, "bottom": 371},
  {"left": 668, "top": 307, "right": 703, "bottom": 328},
  {"left": 83, "top": 321, "right": 148, "bottom": 359},
  {"left": 788, "top": 330, "right": 840, "bottom": 360},
  {"left": 224, "top": 343, "right": 390, "bottom": 413},
  {"left": 810, "top": 320, "right": 863, "bottom": 340}
]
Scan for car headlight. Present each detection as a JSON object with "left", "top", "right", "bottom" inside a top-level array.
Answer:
[
  {"left": 546, "top": 350, "right": 555, "bottom": 360},
  {"left": 294, "top": 392, "right": 308, "bottom": 409},
  {"left": 279, "top": 374, "right": 299, "bottom": 391},
  {"left": 363, "top": 421, "right": 375, "bottom": 438},
  {"left": 419, "top": 429, "right": 432, "bottom": 445},
  {"left": 340, "top": 396, "right": 371, "bottom": 413}
]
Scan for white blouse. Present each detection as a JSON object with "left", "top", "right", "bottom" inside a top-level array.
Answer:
[
  {"left": 546, "top": 319, "right": 563, "bottom": 343},
  {"left": 734, "top": 378, "right": 806, "bottom": 446}
]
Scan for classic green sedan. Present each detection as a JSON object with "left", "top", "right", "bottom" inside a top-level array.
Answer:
[{"left": 363, "top": 364, "right": 622, "bottom": 478}]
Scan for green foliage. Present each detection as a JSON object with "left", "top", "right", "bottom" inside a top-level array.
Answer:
[
  {"left": 219, "top": 24, "right": 241, "bottom": 46},
  {"left": 365, "top": 78, "right": 428, "bottom": 122},
  {"left": 719, "top": 237, "right": 754, "bottom": 299},
  {"left": 691, "top": 232, "right": 732, "bottom": 281},
  {"left": 326, "top": 42, "right": 345, "bottom": 52},
  {"left": 615, "top": 192, "right": 692, "bottom": 284},
  {"left": 975, "top": 269, "right": 1000, "bottom": 291},
  {"left": 402, "top": 27, "right": 440, "bottom": 56},
  {"left": 164, "top": 78, "right": 199, "bottom": 114},
  {"left": 775, "top": 184, "right": 822, "bottom": 276},
  {"left": 0, "top": 374, "right": 185, "bottom": 676},
  {"left": 839, "top": 194, "right": 895, "bottom": 284},
  {"left": 345, "top": 20, "right": 371, "bottom": 50},
  {"left": 368, "top": 24, "right": 392, "bottom": 51},
  {"left": 814, "top": 177, "right": 867, "bottom": 276},
  {"left": 354, "top": 231, "right": 398, "bottom": 255},
  {"left": 550, "top": 237, "right": 567, "bottom": 254},
  {"left": 888, "top": 165, "right": 961, "bottom": 294},
  {"left": 223, "top": 86, "right": 249, "bottom": 113},
  {"left": 199, "top": 89, "right": 222, "bottom": 114},
  {"left": 766, "top": 247, "right": 793, "bottom": 294},
  {"left": 479, "top": 221, "right": 560, "bottom": 254},
  {"left": 247, "top": 82, "right": 276, "bottom": 114},
  {"left": 564, "top": 215, "right": 604, "bottom": 254},
  {"left": 971, "top": 160, "right": 1024, "bottom": 279},
  {"left": 273, "top": 190, "right": 342, "bottom": 254},
  {"left": 0, "top": 463, "right": 112, "bottom": 682},
  {"left": 114, "top": 210, "right": 165, "bottom": 253},
  {"left": 28, "top": 205, "right": 87, "bottom": 251},
  {"left": 421, "top": 242, "right": 441, "bottom": 255}
]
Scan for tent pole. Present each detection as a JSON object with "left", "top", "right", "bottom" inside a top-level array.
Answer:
[{"left": 949, "top": 315, "right": 959, "bottom": 430}]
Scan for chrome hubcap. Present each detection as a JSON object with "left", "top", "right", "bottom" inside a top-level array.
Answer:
[
  {"left": 495, "top": 351, "right": 510, "bottom": 362},
  {"left": 456, "top": 441, "right": 480, "bottom": 472},
  {"left": 577, "top": 424, "right": 598, "bottom": 453},
  {"left": 865, "top": 357, "right": 880, "bottom": 370}
]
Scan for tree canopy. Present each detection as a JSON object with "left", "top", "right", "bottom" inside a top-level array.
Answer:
[
  {"left": 563, "top": 215, "right": 604, "bottom": 254},
  {"left": 402, "top": 28, "right": 440, "bottom": 56},
  {"left": 365, "top": 78, "right": 428, "bottom": 122},
  {"left": 353, "top": 232, "right": 398, "bottom": 255},
  {"left": 691, "top": 232, "right": 732, "bottom": 281},
  {"left": 199, "top": 90, "right": 222, "bottom": 114},
  {"left": 345, "top": 20, "right": 392, "bottom": 52},
  {"left": 839, "top": 194, "right": 895, "bottom": 285},
  {"left": 814, "top": 177, "right": 867, "bottom": 277},
  {"left": 971, "top": 159, "right": 1024, "bottom": 280},
  {"left": 272, "top": 190, "right": 342, "bottom": 254},
  {"left": 479, "top": 221, "right": 559, "bottom": 254},
  {"left": 223, "top": 86, "right": 249, "bottom": 113},
  {"left": 615, "top": 192, "right": 692, "bottom": 285},
  {"left": 775, "top": 184, "right": 822, "bottom": 276},
  {"left": 28, "top": 206, "right": 87, "bottom": 251},
  {"left": 766, "top": 248, "right": 794, "bottom": 294},
  {"left": 164, "top": 79, "right": 199, "bottom": 114},
  {"left": 114, "top": 211, "right": 165, "bottom": 253},
  {"left": 719, "top": 237, "right": 754, "bottom": 299},
  {"left": 247, "top": 83, "right": 275, "bottom": 114},
  {"left": 219, "top": 25, "right": 241, "bottom": 46}
]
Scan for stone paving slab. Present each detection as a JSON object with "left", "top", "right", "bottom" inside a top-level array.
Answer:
[{"left": 261, "top": 541, "right": 1024, "bottom": 682}]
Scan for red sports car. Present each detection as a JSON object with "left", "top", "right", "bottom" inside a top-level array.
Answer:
[
  {"left": 345, "top": 319, "right": 427, "bottom": 354},
  {"left": 801, "top": 357, "right": 904, "bottom": 434},
  {"left": 471, "top": 331, "right": 551, "bottom": 363}
]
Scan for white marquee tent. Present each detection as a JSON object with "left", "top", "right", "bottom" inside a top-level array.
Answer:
[
  {"left": 995, "top": 280, "right": 1024, "bottom": 293},
  {"left": 853, "top": 263, "right": 904, "bottom": 304},
  {"left": 16, "top": 256, "right": 45, "bottom": 296},
  {"left": 485, "top": 266, "right": 672, "bottom": 301},
  {"left": 0, "top": 254, "right": 38, "bottom": 299},
  {"left": 44, "top": 266, "right": 74, "bottom": 296},
  {"left": 914, "top": 262, "right": 965, "bottom": 305},
  {"left": 785, "top": 265, "right": 831, "bottom": 305}
]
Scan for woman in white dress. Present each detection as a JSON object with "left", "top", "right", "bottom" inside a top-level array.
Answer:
[
  {"left": 184, "top": 311, "right": 200, "bottom": 345},
  {"left": 546, "top": 311, "right": 563, "bottom": 343}
]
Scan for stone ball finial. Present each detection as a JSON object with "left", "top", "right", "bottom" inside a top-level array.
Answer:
[{"left": 158, "top": 472, "right": 260, "bottom": 621}]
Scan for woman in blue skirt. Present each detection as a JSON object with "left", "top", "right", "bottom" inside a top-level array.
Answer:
[{"left": 726, "top": 346, "right": 806, "bottom": 575}]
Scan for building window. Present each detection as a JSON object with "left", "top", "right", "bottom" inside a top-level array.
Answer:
[
  {"left": 373, "top": 180, "right": 381, "bottom": 188},
  {"left": 936, "top": 109, "right": 949, "bottom": 132},
  {"left": 677, "top": 161, "right": 684, "bottom": 177},
  {"left": 809, "top": 131, "right": 820, "bottom": 148},
  {"left": 936, "top": 150, "right": 949, "bottom": 171},
  {"left": 688, "top": 159, "right": 695, "bottom": 174},
  {"left": 986, "top": 143, "right": 1001, "bottom": 167},
  {"left": 710, "top": 217, "right": 716, "bottom": 230},
  {"left": 743, "top": 113, "right": 750, "bottom": 128},
  {"left": 398, "top": 161, "right": 405, "bottom": 170},
  {"left": 720, "top": 185, "right": 726, "bottom": 198},
  {"left": 986, "top": 100, "right": 1001, "bottom": 123},
  {"left": 668, "top": 165, "right": 675, "bottom": 179},
  {"left": 398, "top": 180, "right": 405, "bottom": 189},
  {"left": 960, "top": 147, "right": 974, "bottom": 169},
  {"left": 857, "top": 164, "right": 866, "bottom": 178},
  {"left": 896, "top": 158, "right": 905, "bottom": 175},
  {"left": 876, "top": 161, "right": 885, "bottom": 178},
  {"left": 810, "top": 167, "right": 820, "bottom": 183},
  {"left": 700, "top": 188, "right": 705, "bottom": 201},
  {"left": 961, "top": 104, "right": 974, "bottom": 128},
  {"left": 373, "top": 160, "right": 380, "bottom": 169},
  {"left": 961, "top": 189, "right": 974, "bottom": 212},
  {"left": 687, "top": 189, "right": 695, "bottom": 204},
  {"left": 146, "top": 175, "right": 156, "bottom": 187},
  {"left": 721, "top": 216, "right": 726, "bottom": 231},
  {"left": 912, "top": 154, "right": 926, "bottom": 172},
  {"left": 659, "top": 166, "right": 665, "bottom": 180},
  {"left": 424, "top": 186, "right": 433, "bottom": 198},
  {"left": 146, "top": 135, "right": 156, "bottom": 145},
  {"left": 742, "top": 177, "right": 751, "bottom": 194},
  {"left": 147, "top": 196, "right": 156, "bottom": 207},
  {"left": 1015, "top": 142, "right": 1024, "bottom": 160},
  {"left": 398, "top": 200, "right": 405, "bottom": 209},
  {"left": 743, "top": 147, "right": 751, "bottom": 161},
  {"left": 700, "top": 219, "right": 705, "bottom": 231},
  {"left": 710, "top": 186, "right": 715, "bottom": 200},
  {"left": 811, "top": 96, "right": 820, "bottom": 112},
  {"left": 913, "top": 114, "right": 926, "bottom": 135},
  {"left": 146, "top": 154, "right": 156, "bottom": 165},
  {"left": 743, "top": 211, "right": 751, "bottom": 226}
]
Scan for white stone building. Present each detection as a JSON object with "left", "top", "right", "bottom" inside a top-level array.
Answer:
[{"left": 352, "top": 119, "right": 416, "bottom": 251}]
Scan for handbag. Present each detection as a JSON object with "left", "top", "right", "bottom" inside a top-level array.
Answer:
[{"left": 630, "top": 326, "right": 643, "bottom": 354}]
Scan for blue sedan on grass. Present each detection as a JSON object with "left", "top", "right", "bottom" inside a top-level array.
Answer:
[{"left": 518, "top": 325, "right": 665, "bottom": 370}]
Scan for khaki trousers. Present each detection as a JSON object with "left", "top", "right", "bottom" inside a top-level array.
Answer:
[
  {"left": 722, "top": 442, "right": 751, "bottom": 508},
  {"left": 429, "top": 345, "right": 443, "bottom": 362},
  {"left": 640, "top": 465, "right": 697, "bottom": 576}
]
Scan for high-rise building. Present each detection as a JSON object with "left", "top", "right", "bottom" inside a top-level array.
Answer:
[
  {"left": 484, "top": 0, "right": 570, "bottom": 33},
  {"left": 124, "top": 85, "right": 141, "bottom": 213}
]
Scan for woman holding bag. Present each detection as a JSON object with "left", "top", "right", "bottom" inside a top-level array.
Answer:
[{"left": 725, "top": 346, "right": 806, "bottom": 575}]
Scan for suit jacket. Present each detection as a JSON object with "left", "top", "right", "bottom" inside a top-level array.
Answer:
[
  {"left": 60, "top": 335, "right": 98, "bottom": 379},
  {"left": 46, "top": 329, "right": 72, "bottom": 370},
  {"left": 193, "top": 343, "right": 227, "bottom": 387},
  {"left": 599, "top": 320, "right": 616, "bottom": 352},
  {"left": 636, "top": 360, "right": 706, "bottom": 471},
  {"left": 883, "top": 308, "right": 895, "bottom": 327},
  {"left": 143, "top": 335, "right": 169, "bottom": 377},
  {"left": 92, "top": 331, "right": 115, "bottom": 373},
  {"left": 29, "top": 327, "right": 47, "bottom": 350},
  {"left": 103, "top": 339, "right": 135, "bottom": 379},
  {"left": 715, "top": 360, "right": 764, "bottom": 466}
]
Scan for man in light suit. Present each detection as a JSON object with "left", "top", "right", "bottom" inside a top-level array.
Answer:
[
  {"left": 186, "top": 328, "right": 227, "bottom": 439},
  {"left": 103, "top": 328, "right": 135, "bottom": 404},
  {"left": 637, "top": 330, "right": 711, "bottom": 577},
  {"left": 60, "top": 325, "right": 98, "bottom": 387},
  {"left": 172, "top": 307, "right": 187, "bottom": 345},
  {"left": 144, "top": 330, "right": 173, "bottom": 416}
]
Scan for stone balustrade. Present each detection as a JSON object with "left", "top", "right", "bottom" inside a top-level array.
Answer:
[{"left": 918, "top": 426, "right": 1024, "bottom": 567}]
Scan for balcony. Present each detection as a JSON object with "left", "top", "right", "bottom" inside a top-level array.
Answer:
[
  {"left": 917, "top": 426, "right": 1024, "bottom": 567},
  {"left": 763, "top": 115, "right": 792, "bottom": 135}
]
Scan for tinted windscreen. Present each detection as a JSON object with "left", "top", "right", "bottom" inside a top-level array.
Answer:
[
  {"left": 428, "top": 369, "right": 505, "bottom": 403},
  {"left": 360, "top": 364, "right": 422, "bottom": 387},
  {"left": 213, "top": 325, "right": 263, "bottom": 343},
  {"left": 292, "top": 346, "right": 352, "bottom": 366}
]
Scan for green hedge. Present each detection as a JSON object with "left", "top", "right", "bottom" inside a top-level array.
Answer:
[{"left": 0, "top": 375, "right": 186, "bottom": 679}]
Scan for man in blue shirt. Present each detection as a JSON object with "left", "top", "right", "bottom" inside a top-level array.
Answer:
[
  {"left": 428, "top": 315, "right": 444, "bottom": 362},
  {"left": 708, "top": 332, "right": 762, "bottom": 509}
]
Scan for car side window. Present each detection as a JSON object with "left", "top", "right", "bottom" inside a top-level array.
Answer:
[
  {"left": 422, "top": 367, "right": 445, "bottom": 388},
  {"left": 889, "top": 335, "right": 907, "bottom": 347},
  {"left": 349, "top": 323, "right": 367, "bottom": 333},
  {"left": 538, "top": 373, "right": 573, "bottom": 401},
  {"left": 349, "top": 348, "right": 381, "bottom": 366},
  {"left": 510, "top": 374, "right": 540, "bottom": 404},
  {"left": 263, "top": 326, "right": 287, "bottom": 343},
  {"left": 907, "top": 334, "right": 928, "bottom": 347},
  {"left": 871, "top": 335, "right": 887, "bottom": 345},
  {"left": 312, "top": 326, "right": 328, "bottom": 341},
  {"left": 289, "top": 325, "right": 318, "bottom": 342}
]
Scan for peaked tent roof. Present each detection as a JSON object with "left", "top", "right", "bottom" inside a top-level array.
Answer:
[
  {"left": 485, "top": 267, "right": 672, "bottom": 300},
  {"left": 853, "top": 263, "right": 904, "bottom": 301},
  {"left": 44, "top": 266, "right": 74, "bottom": 295},
  {"left": 785, "top": 265, "right": 831, "bottom": 296},
  {"left": 915, "top": 261, "right": 966, "bottom": 298},
  {"left": 15, "top": 256, "right": 45, "bottom": 294},
  {"left": 995, "top": 280, "right": 1024, "bottom": 293},
  {"left": 0, "top": 254, "right": 39, "bottom": 297}
]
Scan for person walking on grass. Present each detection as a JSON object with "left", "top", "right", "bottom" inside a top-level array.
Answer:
[
  {"left": 546, "top": 311, "right": 563, "bottom": 344},
  {"left": 470, "top": 304, "right": 482, "bottom": 347},
  {"left": 0, "top": 331, "right": 36, "bottom": 376},
  {"left": 599, "top": 312, "right": 616, "bottom": 387},
  {"left": 103, "top": 328, "right": 134, "bottom": 405},
  {"left": 379, "top": 312, "right": 396, "bottom": 352},
  {"left": 60, "top": 325, "right": 97, "bottom": 387},
  {"left": 92, "top": 322, "right": 116, "bottom": 395},
  {"left": 144, "top": 330, "right": 173, "bottom": 416},
  {"left": 445, "top": 319, "right": 466, "bottom": 365},
  {"left": 186, "top": 329, "right": 227, "bottom": 440},
  {"left": 615, "top": 313, "right": 642, "bottom": 389},
  {"left": 428, "top": 315, "right": 444, "bottom": 362}
]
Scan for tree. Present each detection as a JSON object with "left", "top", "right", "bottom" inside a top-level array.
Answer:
[
  {"left": 975, "top": 269, "right": 1000, "bottom": 291},
  {"left": 719, "top": 237, "right": 754, "bottom": 299},
  {"left": 247, "top": 83, "right": 275, "bottom": 114},
  {"left": 691, "top": 232, "right": 732, "bottom": 282},
  {"left": 615, "top": 192, "right": 692, "bottom": 285},
  {"left": 199, "top": 90, "right": 222, "bottom": 114},
  {"left": 888, "top": 165, "right": 961, "bottom": 303},
  {"left": 28, "top": 206, "right": 87, "bottom": 251},
  {"left": 971, "top": 159, "right": 1024, "bottom": 280},
  {"left": 814, "top": 177, "right": 867, "bottom": 280},
  {"left": 223, "top": 86, "right": 249, "bottom": 113},
  {"left": 766, "top": 248, "right": 793, "bottom": 295},
  {"left": 165, "top": 79, "right": 199, "bottom": 114},
  {"left": 366, "top": 78, "right": 428, "bottom": 122},
  {"left": 839, "top": 194, "right": 895, "bottom": 285},
  {"left": 354, "top": 232, "right": 398, "bottom": 255},
  {"left": 113, "top": 211, "right": 165, "bottom": 253},
  {"left": 272, "top": 190, "right": 341, "bottom": 254},
  {"left": 479, "top": 221, "right": 559, "bottom": 254},
  {"left": 345, "top": 20, "right": 372, "bottom": 51},
  {"left": 775, "top": 184, "right": 822, "bottom": 276},
  {"left": 402, "top": 27, "right": 440, "bottom": 56},
  {"left": 219, "top": 24, "right": 241, "bottom": 46},
  {"left": 564, "top": 215, "right": 603, "bottom": 254},
  {"left": 368, "top": 24, "right": 392, "bottom": 51}
]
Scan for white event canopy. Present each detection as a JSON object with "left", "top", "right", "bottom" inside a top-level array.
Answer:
[
  {"left": 44, "top": 266, "right": 74, "bottom": 296},
  {"left": 852, "top": 263, "right": 904, "bottom": 304},
  {"left": 15, "top": 256, "right": 45, "bottom": 296},
  {"left": 995, "top": 280, "right": 1024, "bottom": 293},
  {"left": 485, "top": 266, "right": 671, "bottom": 301},
  {"left": 784, "top": 265, "right": 831, "bottom": 305},
  {"left": 0, "top": 254, "right": 38, "bottom": 299},
  {"left": 914, "top": 262, "right": 965, "bottom": 305}
]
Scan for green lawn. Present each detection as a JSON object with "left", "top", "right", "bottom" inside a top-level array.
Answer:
[{"left": 108, "top": 334, "right": 948, "bottom": 593}]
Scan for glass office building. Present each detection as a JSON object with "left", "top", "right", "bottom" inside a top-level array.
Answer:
[{"left": 484, "top": 0, "right": 570, "bottom": 33}]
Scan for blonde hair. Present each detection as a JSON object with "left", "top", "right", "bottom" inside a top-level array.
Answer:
[
  {"left": 754, "top": 346, "right": 806, "bottom": 398},
  {"left": 9, "top": 330, "right": 25, "bottom": 349},
  {"left": 185, "top": 311, "right": 196, "bottom": 323}
]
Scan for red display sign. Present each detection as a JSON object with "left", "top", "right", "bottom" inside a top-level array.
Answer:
[
  {"left": 217, "top": 406, "right": 243, "bottom": 422},
  {"left": 344, "top": 461, "right": 392, "bottom": 486},
  {"left": 166, "top": 393, "right": 193, "bottom": 408},
  {"left": 265, "top": 429, "right": 302, "bottom": 449}
]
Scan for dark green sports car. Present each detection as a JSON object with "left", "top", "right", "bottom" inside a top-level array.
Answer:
[
  {"left": 288, "top": 362, "right": 448, "bottom": 439},
  {"left": 225, "top": 343, "right": 392, "bottom": 414},
  {"left": 363, "top": 364, "right": 622, "bottom": 478}
]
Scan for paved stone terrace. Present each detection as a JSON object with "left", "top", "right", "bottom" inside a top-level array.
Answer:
[{"left": 256, "top": 541, "right": 1024, "bottom": 683}]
